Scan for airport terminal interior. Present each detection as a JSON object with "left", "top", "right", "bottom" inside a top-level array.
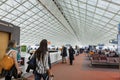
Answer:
[{"left": 0, "top": 0, "right": 120, "bottom": 80}]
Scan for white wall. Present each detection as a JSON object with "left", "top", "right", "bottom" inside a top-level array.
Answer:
[{"left": 20, "top": 51, "right": 62, "bottom": 73}]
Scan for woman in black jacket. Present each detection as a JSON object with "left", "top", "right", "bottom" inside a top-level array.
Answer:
[{"left": 68, "top": 46, "right": 75, "bottom": 65}]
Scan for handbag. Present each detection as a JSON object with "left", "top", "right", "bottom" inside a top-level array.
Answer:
[
  {"left": 27, "top": 54, "right": 36, "bottom": 70},
  {"left": 0, "top": 51, "right": 14, "bottom": 70}
]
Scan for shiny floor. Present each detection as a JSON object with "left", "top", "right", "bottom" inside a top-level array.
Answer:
[{"left": 27, "top": 54, "right": 120, "bottom": 80}]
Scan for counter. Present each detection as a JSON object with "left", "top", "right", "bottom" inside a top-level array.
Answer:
[{"left": 20, "top": 51, "right": 62, "bottom": 73}]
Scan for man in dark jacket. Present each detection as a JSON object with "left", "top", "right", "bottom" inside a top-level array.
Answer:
[{"left": 68, "top": 46, "right": 75, "bottom": 65}]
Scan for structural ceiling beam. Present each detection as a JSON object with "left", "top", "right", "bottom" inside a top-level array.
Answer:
[{"left": 38, "top": 0, "right": 78, "bottom": 40}]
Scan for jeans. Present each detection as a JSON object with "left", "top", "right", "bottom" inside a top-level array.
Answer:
[
  {"left": 34, "top": 71, "right": 49, "bottom": 80},
  {"left": 5, "top": 75, "right": 12, "bottom": 80},
  {"left": 5, "top": 65, "right": 18, "bottom": 80}
]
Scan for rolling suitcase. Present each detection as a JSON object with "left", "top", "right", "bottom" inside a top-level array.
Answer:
[{"left": 46, "top": 75, "right": 54, "bottom": 80}]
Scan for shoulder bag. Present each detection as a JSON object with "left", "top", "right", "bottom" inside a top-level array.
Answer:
[{"left": 0, "top": 51, "right": 14, "bottom": 70}]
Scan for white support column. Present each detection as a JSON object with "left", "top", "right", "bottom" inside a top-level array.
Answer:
[{"left": 117, "top": 23, "right": 120, "bottom": 72}]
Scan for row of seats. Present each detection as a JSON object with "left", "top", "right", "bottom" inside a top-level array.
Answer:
[{"left": 90, "top": 54, "right": 119, "bottom": 66}]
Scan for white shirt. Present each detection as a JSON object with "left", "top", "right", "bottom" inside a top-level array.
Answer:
[{"left": 36, "top": 52, "right": 49, "bottom": 74}]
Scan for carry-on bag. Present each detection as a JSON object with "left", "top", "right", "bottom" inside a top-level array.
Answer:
[{"left": 46, "top": 75, "right": 54, "bottom": 80}]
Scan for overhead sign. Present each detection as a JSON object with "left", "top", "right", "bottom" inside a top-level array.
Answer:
[
  {"left": 98, "top": 44, "right": 104, "bottom": 46},
  {"left": 109, "top": 39, "right": 118, "bottom": 44}
]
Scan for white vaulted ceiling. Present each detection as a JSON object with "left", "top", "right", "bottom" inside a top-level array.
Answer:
[{"left": 0, "top": 0, "right": 120, "bottom": 46}]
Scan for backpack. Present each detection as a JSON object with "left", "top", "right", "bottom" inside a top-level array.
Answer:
[
  {"left": 27, "top": 54, "right": 36, "bottom": 70},
  {"left": 0, "top": 51, "right": 14, "bottom": 70}
]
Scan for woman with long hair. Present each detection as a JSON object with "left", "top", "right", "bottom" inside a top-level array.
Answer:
[
  {"left": 34, "top": 39, "right": 52, "bottom": 80},
  {"left": 5, "top": 40, "right": 22, "bottom": 80}
]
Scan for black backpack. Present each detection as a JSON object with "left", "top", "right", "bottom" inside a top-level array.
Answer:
[{"left": 27, "top": 54, "right": 36, "bottom": 70}]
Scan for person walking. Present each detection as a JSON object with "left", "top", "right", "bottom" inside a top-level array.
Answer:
[
  {"left": 26, "top": 52, "right": 34, "bottom": 73},
  {"left": 61, "top": 46, "right": 67, "bottom": 63},
  {"left": 34, "top": 39, "right": 53, "bottom": 80},
  {"left": 5, "top": 40, "right": 22, "bottom": 80},
  {"left": 68, "top": 46, "right": 75, "bottom": 65}
]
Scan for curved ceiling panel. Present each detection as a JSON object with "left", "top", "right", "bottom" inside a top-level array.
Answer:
[
  {"left": 0, "top": 0, "right": 78, "bottom": 46},
  {"left": 0, "top": 0, "right": 120, "bottom": 46}
]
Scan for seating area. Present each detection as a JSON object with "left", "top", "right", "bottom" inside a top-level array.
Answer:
[{"left": 90, "top": 54, "right": 120, "bottom": 66}]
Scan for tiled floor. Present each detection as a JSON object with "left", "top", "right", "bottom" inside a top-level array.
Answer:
[{"left": 0, "top": 72, "right": 33, "bottom": 80}]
